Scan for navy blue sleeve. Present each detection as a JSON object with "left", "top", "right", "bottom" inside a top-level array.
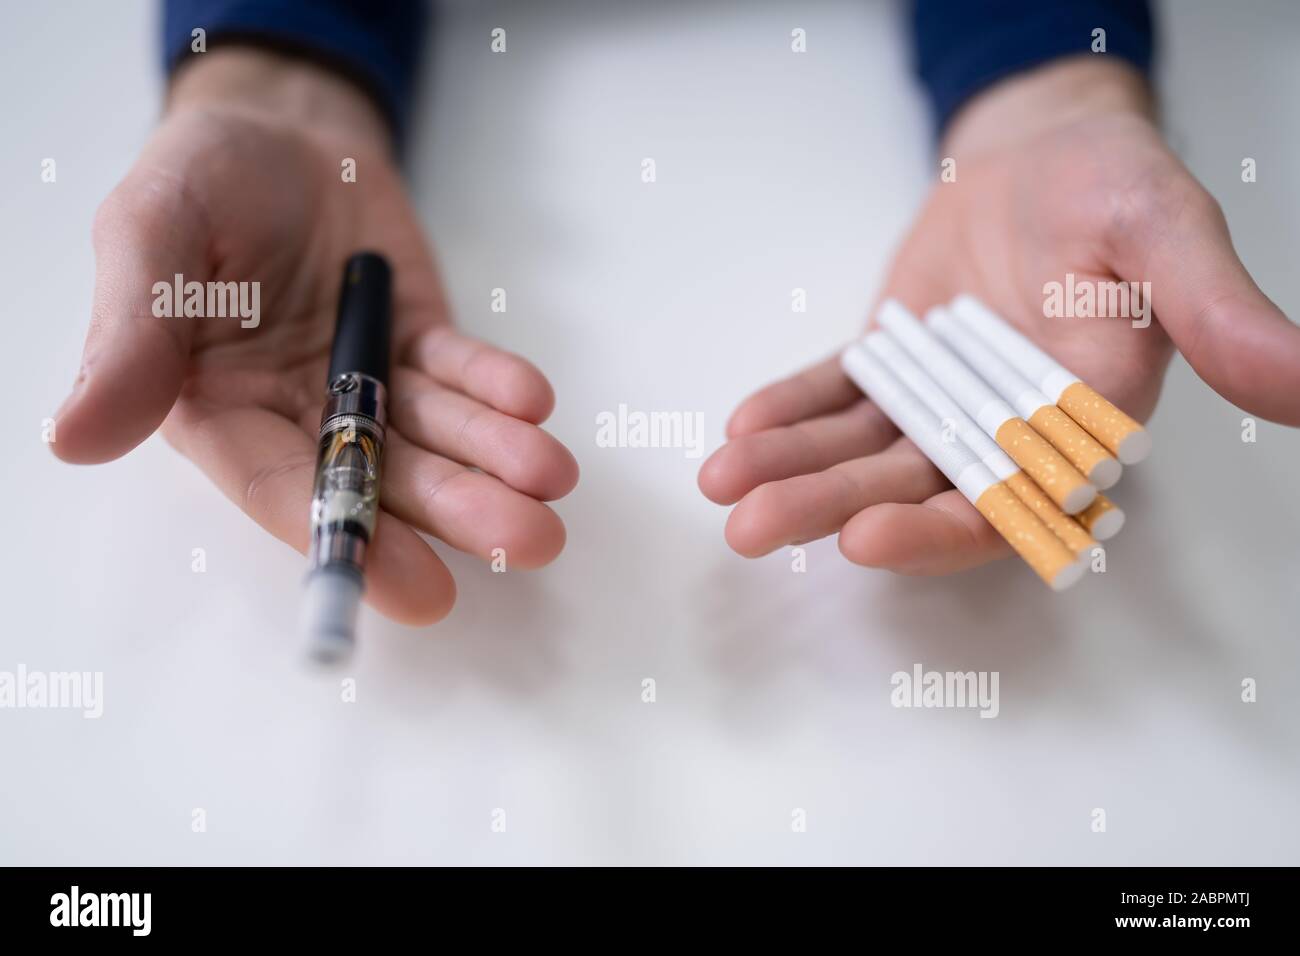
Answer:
[
  {"left": 912, "top": 0, "right": 1154, "bottom": 134},
  {"left": 162, "top": 0, "right": 427, "bottom": 145}
]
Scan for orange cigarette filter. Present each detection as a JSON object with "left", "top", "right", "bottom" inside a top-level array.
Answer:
[
  {"left": 1004, "top": 471, "right": 1097, "bottom": 557},
  {"left": 994, "top": 418, "right": 1096, "bottom": 515},
  {"left": 949, "top": 295, "right": 1151, "bottom": 465},
  {"left": 1075, "top": 493, "right": 1126, "bottom": 542},
  {"left": 1027, "top": 404, "right": 1120, "bottom": 489},
  {"left": 861, "top": 328, "right": 1094, "bottom": 579},
  {"left": 973, "top": 483, "right": 1081, "bottom": 588},
  {"left": 1057, "top": 382, "right": 1150, "bottom": 464},
  {"left": 842, "top": 342, "right": 1084, "bottom": 591}
]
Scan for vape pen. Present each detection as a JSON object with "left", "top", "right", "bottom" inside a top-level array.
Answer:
[{"left": 301, "top": 252, "right": 393, "bottom": 662}]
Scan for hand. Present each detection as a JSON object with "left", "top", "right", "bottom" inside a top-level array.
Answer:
[
  {"left": 52, "top": 49, "right": 578, "bottom": 625},
  {"left": 700, "top": 57, "right": 1300, "bottom": 575}
]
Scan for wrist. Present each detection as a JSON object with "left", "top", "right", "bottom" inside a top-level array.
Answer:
[
  {"left": 940, "top": 56, "right": 1155, "bottom": 159},
  {"left": 166, "top": 46, "right": 392, "bottom": 150}
]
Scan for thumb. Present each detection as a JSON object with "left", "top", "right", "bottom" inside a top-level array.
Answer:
[
  {"left": 1111, "top": 181, "right": 1300, "bottom": 425},
  {"left": 52, "top": 177, "right": 206, "bottom": 463}
]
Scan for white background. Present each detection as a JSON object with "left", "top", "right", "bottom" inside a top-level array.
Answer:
[{"left": 1, "top": 0, "right": 1298, "bottom": 865}]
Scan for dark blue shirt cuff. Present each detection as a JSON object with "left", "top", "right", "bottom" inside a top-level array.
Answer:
[
  {"left": 162, "top": 0, "right": 427, "bottom": 146},
  {"left": 912, "top": 0, "right": 1154, "bottom": 135}
]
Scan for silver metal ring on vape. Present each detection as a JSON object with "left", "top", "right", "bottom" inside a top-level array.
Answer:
[
  {"left": 319, "top": 373, "right": 388, "bottom": 430},
  {"left": 318, "top": 413, "right": 386, "bottom": 443}
]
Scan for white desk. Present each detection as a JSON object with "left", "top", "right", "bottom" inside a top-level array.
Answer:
[{"left": 2, "top": 0, "right": 1297, "bottom": 864}]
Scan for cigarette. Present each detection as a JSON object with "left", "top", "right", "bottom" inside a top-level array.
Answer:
[
  {"left": 927, "top": 308, "right": 1122, "bottom": 490},
  {"left": 1075, "top": 493, "right": 1126, "bottom": 542},
  {"left": 840, "top": 342, "right": 1085, "bottom": 591},
  {"left": 863, "top": 331, "right": 1096, "bottom": 560},
  {"left": 949, "top": 294, "right": 1152, "bottom": 464},
  {"left": 876, "top": 300, "right": 1097, "bottom": 515}
]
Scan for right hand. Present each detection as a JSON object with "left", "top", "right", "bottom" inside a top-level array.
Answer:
[
  {"left": 700, "top": 58, "right": 1300, "bottom": 576},
  {"left": 52, "top": 49, "right": 579, "bottom": 625}
]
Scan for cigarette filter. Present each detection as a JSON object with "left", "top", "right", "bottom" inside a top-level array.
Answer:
[
  {"left": 840, "top": 343, "right": 1085, "bottom": 591},
  {"left": 864, "top": 331, "right": 1096, "bottom": 559},
  {"left": 1003, "top": 471, "right": 1096, "bottom": 558},
  {"left": 928, "top": 309, "right": 1121, "bottom": 489},
  {"left": 949, "top": 294, "right": 1152, "bottom": 464},
  {"left": 876, "top": 300, "right": 1097, "bottom": 515},
  {"left": 1074, "top": 493, "right": 1126, "bottom": 542}
]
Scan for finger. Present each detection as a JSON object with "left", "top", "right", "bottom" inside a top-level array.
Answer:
[
  {"left": 404, "top": 325, "right": 557, "bottom": 424},
  {"left": 389, "top": 367, "right": 579, "bottom": 501},
  {"left": 164, "top": 403, "right": 455, "bottom": 626},
  {"left": 382, "top": 435, "right": 567, "bottom": 569},
  {"left": 1108, "top": 179, "right": 1300, "bottom": 424},
  {"left": 698, "top": 399, "right": 898, "bottom": 505},
  {"left": 52, "top": 176, "right": 207, "bottom": 464},
  {"left": 723, "top": 438, "right": 949, "bottom": 558},
  {"left": 839, "top": 488, "right": 1011, "bottom": 575},
  {"left": 725, "top": 353, "right": 863, "bottom": 438}
]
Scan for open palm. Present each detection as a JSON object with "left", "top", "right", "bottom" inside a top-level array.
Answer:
[
  {"left": 54, "top": 107, "right": 578, "bottom": 623},
  {"left": 700, "top": 112, "right": 1300, "bottom": 575}
]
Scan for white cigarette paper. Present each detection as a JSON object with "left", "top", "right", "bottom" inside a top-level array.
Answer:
[
  {"left": 864, "top": 330, "right": 1016, "bottom": 480},
  {"left": 875, "top": 300, "right": 1097, "bottom": 515},
  {"left": 864, "top": 331, "right": 1098, "bottom": 559},
  {"left": 840, "top": 342, "right": 1085, "bottom": 591},
  {"left": 928, "top": 308, "right": 1122, "bottom": 489},
  {"left": 949, "top": 294, "right": 1152, "bottom": 464}
]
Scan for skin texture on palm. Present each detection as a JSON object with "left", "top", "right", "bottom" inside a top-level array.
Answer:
[
  {"left": 701, "top": 58, "right": 1300, "bottom": 577},
  {"left": 52, "top": 52, "right": 578, "bottom": 625}
]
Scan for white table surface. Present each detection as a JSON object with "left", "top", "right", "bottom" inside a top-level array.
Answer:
[{"left": 2, "top": 0, "right": 1298, "bottom": 865}]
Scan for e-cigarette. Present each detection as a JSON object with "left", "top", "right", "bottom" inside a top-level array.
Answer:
[{"left": 301, "top": 252, "right": 393, "bottom": 662}]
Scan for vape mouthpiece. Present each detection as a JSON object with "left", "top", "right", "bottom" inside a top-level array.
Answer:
[
  {"left": 301, "top": 567, "right": 363, "bottom": 664},
  {"left": 328, "top": 252, "right": 393, "bottom": 387}
]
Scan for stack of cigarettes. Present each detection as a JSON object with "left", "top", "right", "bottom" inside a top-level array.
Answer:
[{"left": 840, "top": 296, "right": 1150, "bottom": 591}]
